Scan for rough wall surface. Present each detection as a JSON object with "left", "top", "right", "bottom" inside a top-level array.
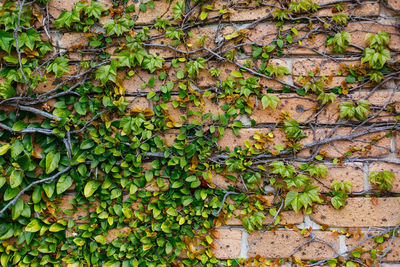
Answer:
[{"left": 0, "top": 0, "right": 400, "bottom": 266}]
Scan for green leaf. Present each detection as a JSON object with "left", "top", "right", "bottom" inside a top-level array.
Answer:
[
  {"left": 73, "top": 237, "right": 85, "bottom": 246},
  {"left": 345, "top": 75, "right": 356, "bottom": 83},
  {"left": 0, "top": 144, "right": 11, "bottom": 155},
  {"left": 10, "top": 170, "right": 23, "bottom": 188},
  {"left": 0, "top": 30, "right": 14, "bottom": 53},
  {"left": 261, "top": 94, "right": 280, "bottom": 110},
  {"left": 200, "top": 11, "right": 208, "bottom": 20},
  {"left": 55, "top": 10, "right": 80, "bottom": 28},
  {"left": 46, "top": 57, "right": 70, "bottom": 77},
  {"left": 18, "top": 29, "right": 40, "bottom": 50},
  {"left": 331, "top": 193, "right": 346, "bottom": 209},
  {"left": 96, "top": 60, "right": 118, "bottom": 84},
  {"left": 49, "top": 223, "right": 65, "bottom": 232},
  {"left": 12, "top": 121, "right": 27, "bottom": 131},
  {"left": 12, "top": 198, "right": 24, "bottom": 220},
  {"left": 166, "top": 207, "right": 178, "bottom": 216},
  {"left": 56, "top": 175, "right": 73, "bottom": 194},
  {"left": 4, "top": 187, "right": 19, "bottom": 201},
  {"left": 338, "top": 101, "right": 355, "bottom": 119},
  {"left": 84, "top": 181, "right": 101, "bottom": 198},
  {"left": 85, "top": 1, "right": 105, "bottom": 19},
  {"left": 11, "top": 139, "right": 24, "bottom": 159},
  {"left": 45, "top": 151, "right": 61, "bottom": 174},
  {"left": 172, "top": 1, "right": 185, "bottom": 19},
  {"left": 94, "top": 235, "right": 107, "bottom": 245},
  {"left": 25, "top": 219, "right": 41, "bottom": 232}
]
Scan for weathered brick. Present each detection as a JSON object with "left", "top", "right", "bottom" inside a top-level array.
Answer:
[
  {"left": 58, "top": 194, "right": 97, "bottom": 222},
  {"left": 227, "top": 208, "right": 304, "bottom": 226},
  {"left": 345, "top": 231, "right": 400, "bottom": 262},
  {"left": 209, "top": 0, "right": 275, "bottom": 22},
  {"left": 346, "top": 21, "right": 400, "bottom": 52},
  {"left": 250, "top": 94, "right": 318, "bottom": 124},
  {"left": 299, "top": 127, "right": 392, "bottom": 158},
  {"left": 387, "top": 0, "right": 400, "bottom": 11},
  {"left": 369, "top": 162, "right": 400, "bottom": 192},
  {"left": 58, "top": 32, "right": 91, "bottom": 61},
  {"left": 292, "top": 58, "right": 360, "bottom": 77},
  {"left": 213, "top": 228, "right": 242, "bottom": 259},
  {"left": 317, "top": 90, "right": 400, "bottom": 124},
  {"left": 48, "top": 0, "right": 80, "bottom": 18},
  {"left": 106, "top": 227, "right": 131, "bottom": 242},
  {"left": 247, "top": 230, "right": 339, "bottom": 260},
  {"left": 217, "top": 128, "right": 286, "bottom": 151},
  {"left": 317, "top": 1, "right": 380, "bottom": 17},
  {"left": 315, "top": 163, "right": 364, "bottom": 193},
  {"left": 310, "top": 198, "right": 400, "bottom": 227},
  {"left": 135, "top": 0, "right": 181, "bottom": 25}
]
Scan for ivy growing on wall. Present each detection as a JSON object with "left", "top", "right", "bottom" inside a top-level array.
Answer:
[{"left": 0, "top": 0, "right": 398, "bottom": 266}]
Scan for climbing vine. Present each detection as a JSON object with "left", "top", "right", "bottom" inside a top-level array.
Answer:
[{"left": 0, "top": 0, "right": 399, "bottom": 266}]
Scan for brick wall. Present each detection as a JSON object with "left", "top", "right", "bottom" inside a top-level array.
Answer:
[{"left": 1, "top": 0, "right": 400, "bottom": 266}]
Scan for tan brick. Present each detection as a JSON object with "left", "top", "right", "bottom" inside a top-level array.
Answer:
[
  {"left": 310, "top": 198, "right": 400, "bottom": 227},
  {"left": 227, "top": 209, "right": 303, "bottom": 226},
  {"left": 315, "top": 163, "right": 364, "bottom": 193},
  {"left": 208, "top": 0, "right": 275, "bottom": 22},
  {"left": 388, "top": 0, "right": 400, "bottom": 11},
  {"left": 397, "top": 131, "right": 400, "bottom": 156},
  {"left": 369, "top": 162, "right": 400, "bottom": 192},
  {"left": 135, "top": 0, "right": 181, "bottom": 25},
  {"left": 126, "top": 97, "right": 151, "bottom": 111},
  {"left": 345, "top": 231, "right": 400, "bottom": 262},
  {"left": 251, "top": 94, "right": 318, "bottom": 124},
  {"left": 317, "top": 90, "right": 400, "bottom": 124},
  {"left": 106, "top": 227, "right": 131, "bottom": 242},
  {"left": 58, "top": 195, "right": 97, "bottom": 222},
  {"left": 217, "top": 128, "right": 286, "bottom": 151},
  {"left": 59, "top": 33, "right": 91, "bottom": 61},
  {"left": 346, "top": 21, "right": 400, "bottom": 52},
  {"left": 197, "top": 59, "right": 290, "bottom": 89},
  {"left": 317, "top": 1, "right": 380, "bottom": 17},
  {"left": 247, "top": 230, "right": 339, "bottom": 260},
  {"left": 292, "top": 58, "right": 360, "bottom": 77},
  {"left": 212, "top": 228, "right": 242, "bottom": 259},
  {"left": 299, "top": 127, "right": 392, "bottom": 158},
  {"left": 48, "top": 0, "right": 80, "bottom": 18}
]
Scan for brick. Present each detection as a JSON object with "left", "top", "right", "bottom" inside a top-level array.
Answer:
[
  {"left": 106, "top": 227, "right": 131, "bottom": 242},
  {"left": 217, "top": 128, "right": 286, "bottom": 151},
  {"left": 57, "top": 195, "right": 97, "bottom": 222},
  {"left": 397, "top": 131, "right": 400, "bottom": 156},
  {"left": 369, "top": 162, "right": 400, "bottom": 192},
  {"left": 247, "top": 230, "right": 339, "bottom": 260},
  {"left": 310, "top": 197, "right": 400, "bottom": 227},
  {"left": 208, "top": 0, "right": 275, "bottom": 22},
  {"left": 250, "top": 94, "right": 318, "bottom": 124},
  {"left": 299, "top": 127, "right": 392, "bottom": 158},
  {"left": 48, "top": 0, "right": 80, "bottom": 18},
  {"left": 315, "top": 163, "right": 364, "bottom": 193},
  {"left": 345, "top": 231, "right": 400, "bottom": 262},
  {"left": 292, "top": 58, "right": 360, "bottom": 77},
  {"left": 58, "top": 32, "right": 91, "bottom": 61},
  {"left": 317, "top": 1, "right": 380, "bottom": 17},
  {"left": 387, "top": 0, "right": 400, "bottom": 11},
  {"left": 197, "top": 59, "right": 290, "bottom": 89},
  {"left": 244, "top": 23, "right": 278, "bottom": 53},
  {"left": 134, "top": 0, "right": 181, "bottom": 25},
  {"left": 346, "top": 21, "right": 400, "bottom": 52},
  {"left": 212, "top": 228, "right": 242, "bottom": 259},
  {"left": 317, "top": 90, "right": 400, "bottom": 124},
  {"left": 126, "top": 97, "right": 151, "bottom": 111},
  {"left": 227, "top": 209, "right": 303, "bottom": 226}
]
